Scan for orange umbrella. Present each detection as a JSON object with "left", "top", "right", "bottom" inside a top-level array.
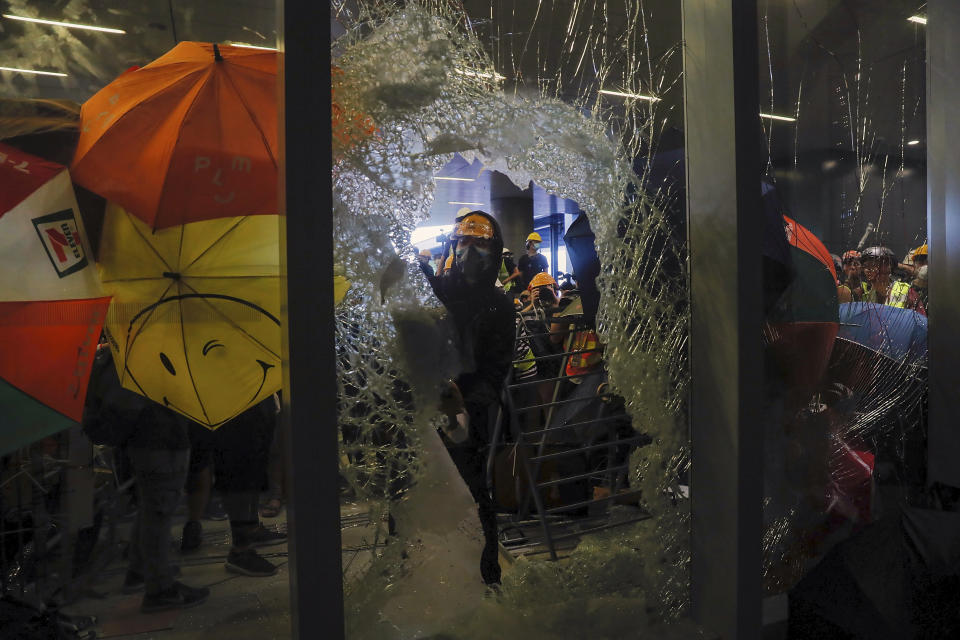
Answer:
[{"left": 71, "top": 42, "right": 278, "bottom": 230}]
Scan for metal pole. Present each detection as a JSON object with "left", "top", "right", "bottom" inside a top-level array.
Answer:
[
  {"left": 278, "top": 2, "right": 343, "bottom": 638},
  {"left": 682, "top": 0, "right": 763, "bottom": 638},
  {"left": 925, "top": 0, "right": 960, "bottom": 488}
]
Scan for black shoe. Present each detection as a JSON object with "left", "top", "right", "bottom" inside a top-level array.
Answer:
[
  {"left": 248, "top": 523, "right": 287, "bottom": 548},
  {"left": 122, "top": 566, "right": 181, "bottom": 594},
  {"left": 225, "top": 549, "right": 278, "bottom": 577},
  {"left": 203, "top": 496, "right": 229, "bottom": 521},
  {"left": 140, "top": 581, "right": 209, "bottom": 613},
  {"left": 181, "top": 520, "right": 202, "bottom": 553}
]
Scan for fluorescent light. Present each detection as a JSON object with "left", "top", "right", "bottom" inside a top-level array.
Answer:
[
  {"left": 229, "top": 42, "right": 276, "bottom": 51},
  {"left": 0, "top": 66, "right": 67, "bottom": 77},
  {"left": 599, "top": 89, "right": 661, "bottom": 102},
  {"left": 2, "top": 13, "right": 125, "bottom": 34},
  {"left": 760, "top": 112, "right": 797, "bottom": 122},
  {"left": 435, "top": 176, "right": 475, "bottom": 182},
  {"left": 411, "top": 225, "right": 449, "bottom": 245},
  {"left": 908, "top": 140, "right": 920, "bottom": 145},
  {"left": 907, "top": 15, "right": 927, "bottom": 25},
  {"left": 448, "top": 201, "right": 485, "bottom": 206},
  {"left": 454, "top": 68, "right": 505, "bottom": 81}
]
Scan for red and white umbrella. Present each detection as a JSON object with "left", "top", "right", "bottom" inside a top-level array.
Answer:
[{"left": 0, "top": 142, "right": 110, "bottom": 454}]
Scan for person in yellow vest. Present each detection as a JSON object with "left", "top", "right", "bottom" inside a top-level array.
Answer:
[
  {"left": 499, "top": 248, "right": 521, "bottom": 294},
  {"left": 837, "top": 250, "right": 864, "bottom": 304},
  {"left": 860, "top": 246, "right": 910, "bottom": 307}
]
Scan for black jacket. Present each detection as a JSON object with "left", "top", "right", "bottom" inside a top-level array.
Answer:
[{"left": 432, "top": 212, "right": 516, "bottom": 444}]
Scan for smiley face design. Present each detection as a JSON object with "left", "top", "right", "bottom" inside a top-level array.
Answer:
[{"left": 118, "top": 292, "right": 281, "bottom": 428}]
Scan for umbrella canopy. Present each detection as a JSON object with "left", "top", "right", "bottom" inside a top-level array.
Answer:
[
  {"left": 97, "top": 203, "right": 281, "bottom": 428},
  {"left": 766, "top": 216, "right": 839, "bottom": 412},
  {"left": 0, "top": 143, "right": 110, "bottom": 455},
  {"left": 770, "top": 215, "right": 839, "bottom": 324},
  {"left": 838, "top": 302, "right": 927, "bottom": 366},
  {"left": 72, "top": 42, "right": 278, "bottom": 230}
]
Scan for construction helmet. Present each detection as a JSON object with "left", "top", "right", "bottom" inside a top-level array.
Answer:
[
  {"left": 418, "top": 249, "right": 432, "bottom": 258},
  {"left": 861, "top": 246, "right": 895, "bottom": 261},
  {"left": 842, "top": 250, "right": 861, "bottom": 263},
  {"left": 528, "top": 271, "right": 556, "bottom": 290},
  {"left": 452, "top": 212, "right": 495, "bottom": 240},
  {"left": 526, "top": 232, "right": 542, "bottom": 243},
  {"left": 913, "top": 244, "right": 928, "bottom": 257}
]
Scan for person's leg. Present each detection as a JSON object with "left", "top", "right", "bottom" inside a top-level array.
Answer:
[
  {"left": 187, "top": 465, "right": 211, "bottom": 523},
  {"left": 126, "top": 448, "right": 190, "bottom": 594},
  {"left": 261, "top": 424, "right": 285, "bottom": 518},
  {"left": 446, "top": 443, "right": 502, "bottom": 585},
  {"left": 216, "top": 405, "right": 285, "bottom": 576}
]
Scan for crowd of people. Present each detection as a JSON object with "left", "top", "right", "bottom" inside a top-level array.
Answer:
[
  {"left": 80, "top": 347, "right": 287, "bottom": 613},
  {"left": 835, "top": 243, "right": 928, "bottom": 315}
]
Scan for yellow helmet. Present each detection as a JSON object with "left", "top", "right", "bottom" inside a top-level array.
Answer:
[
  {"left": 418, "top": 249, "right": 432, "bottom": 258},
  {"left": 526, "top": 232, "right": 542, "bottom": 243},
  {"left": 913, "top": 244, "right": 928, "bottom": 257},
  {"left": 453, "top": 213, "right": 495, "bottom": 240},
  {"left": 528, "top": 271, "right": 556, "bottom": 290}
]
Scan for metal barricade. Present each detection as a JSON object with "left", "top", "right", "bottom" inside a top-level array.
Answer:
[{"left": 487, "top": 305, "right": 650, "bottom": 560}]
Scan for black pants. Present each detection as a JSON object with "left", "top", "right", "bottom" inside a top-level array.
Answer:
[{"left": 445, "top": 441, "right": 501, "bottom": 585}]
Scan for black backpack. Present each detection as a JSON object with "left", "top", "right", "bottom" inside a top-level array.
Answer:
[{"left": 81, "top": 346, "right": 141, "bottom": 447}]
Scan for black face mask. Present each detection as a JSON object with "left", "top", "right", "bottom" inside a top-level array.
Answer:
[{"left": 456, "top": 244, "right": 492, "bottom": 284}]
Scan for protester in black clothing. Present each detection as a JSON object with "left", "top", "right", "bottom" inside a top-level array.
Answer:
[
  {"left": 180, "top": 396, "right": 286, "bottom": 576},
  {"left": 83, "top": 345, "right": 209, "bottom": 613},
  {"left": 517, "top": 231, "right": 549, "bottom": 290},
  {"left": 430, "top": 210, "right": 515, "bottom": 586},
  {"left": 417, "top": 249, "right": 435, "bottom": 279}
]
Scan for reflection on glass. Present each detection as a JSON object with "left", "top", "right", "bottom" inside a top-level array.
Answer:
[
  {"left": 0, "top": 2, "right": 290, "bottom": 637},
  {"left": 758, "top": 3, "right": 938, "bottom": 636}
]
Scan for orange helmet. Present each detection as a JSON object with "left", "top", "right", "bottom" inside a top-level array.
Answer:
[
  {"left": 452, "top": 212, "right": 495, "bottom": 240},
  {"left": 528, "top": 272, "right": 556, "bottom": 290}
]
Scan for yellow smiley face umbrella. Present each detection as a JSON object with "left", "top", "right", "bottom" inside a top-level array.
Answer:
[{"left": 97, "top": 203, "right": 283, "bottom": 428}]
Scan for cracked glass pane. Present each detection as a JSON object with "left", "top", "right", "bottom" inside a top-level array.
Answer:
[
  {"left": 333, "top": 1, "right": 693, "bottom": 637},
  {"left": 758, "top": 3, "right": 930, "bottom": 631}
]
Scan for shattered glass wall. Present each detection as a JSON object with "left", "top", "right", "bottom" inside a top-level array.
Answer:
[
  {"left": 757, "top": 2, "right": 932, "bottom": 630},
  {"left": 332, "top": 1, "right": 695, "bottom": 638}
]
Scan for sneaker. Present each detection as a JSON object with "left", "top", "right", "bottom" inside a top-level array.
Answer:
[
  {"left": 122, "top": 566, "right": 181, "bottom": 594},
  {"left": 248, "top": 523, "right": 287, "bottom": 548},
  {"left": 225, "top": 549, "right": 278, "bottom": 577},
  {"left": 140, "top": 581, "right": 209, "bottom": 613},
  {"left": 181, "top": 520, "right": 202, "bottom": 553},
  {"left": 203, "top": 496, "right": 229, "bottom": 521}
]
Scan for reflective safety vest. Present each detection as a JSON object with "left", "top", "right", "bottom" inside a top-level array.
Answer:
[
  {"left": 499, "top": 259, "right": 516, "bottom": 292},
  {"left": 887, "top": 281, "right": 910, "bottom": 308},
  {"left": 863, "top": 281, "right": 910, "bottom": 308},
  {"left": 565, "top": 330, "right": 602, "bottom": 377}
]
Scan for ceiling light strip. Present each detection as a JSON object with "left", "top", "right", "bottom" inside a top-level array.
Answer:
[
  {"left": 907, "top": 15, "right": 927, "bottom": 25},
  {"left": 0, "top": 66, "right": 67, "bottom": 77},
  {"left": 2, "top": 13, "right": 125, "bottom": 34},
  {"left": 448, "top": 201, "right": 485, "bottom": 206},
  {"left": 229, "top": 42, "right": 277, "bottom": 50},
  {"left": 435, "top": 176, "right": 475, "bottom": 182},
  {"left": 599, "top": 89, "right": 661, "bottom": 102},
  {"left": 760, "top": 112, "right": 796, "bottom": 122}
]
